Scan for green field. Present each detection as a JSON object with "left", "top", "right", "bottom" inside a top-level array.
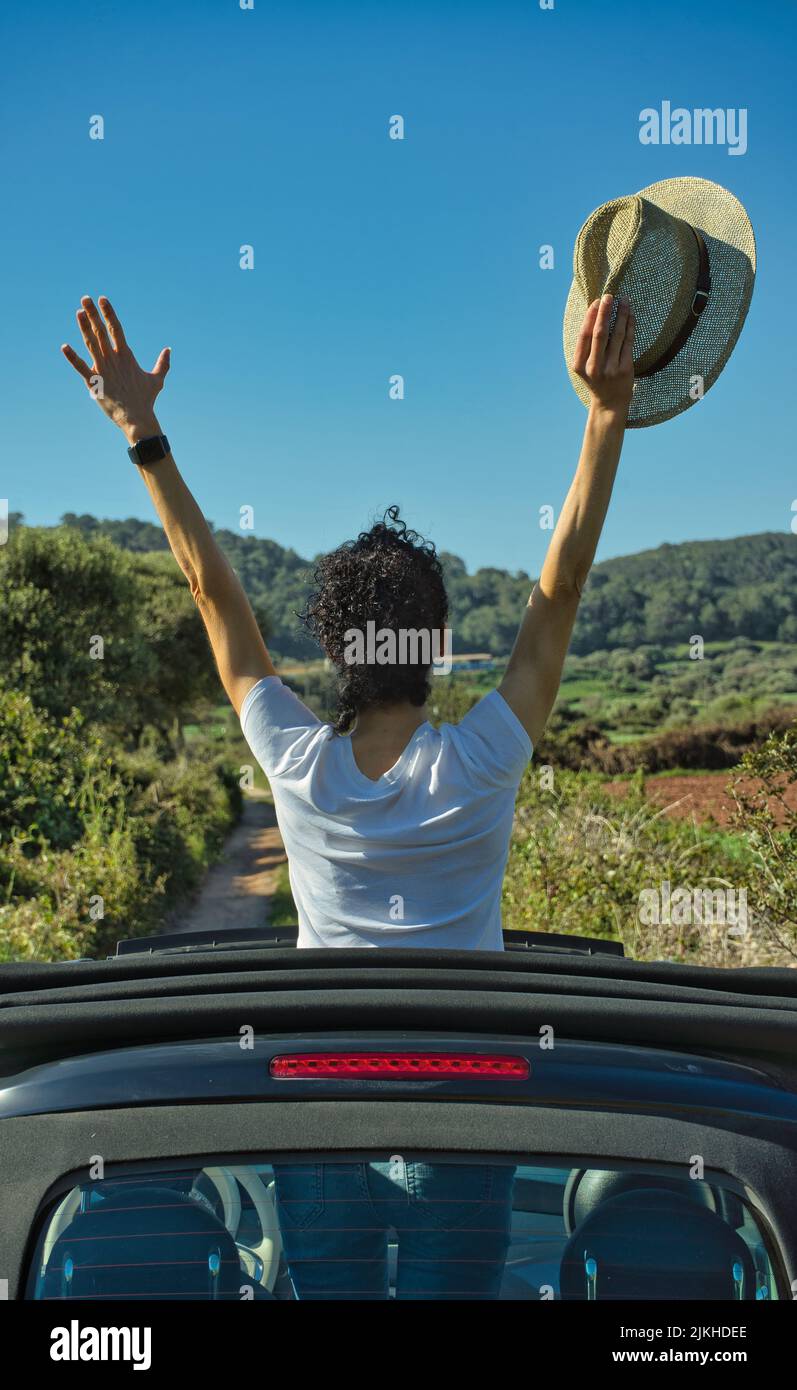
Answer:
[{"left": 278, "top": 639, "right": 797, "bottom": 752}]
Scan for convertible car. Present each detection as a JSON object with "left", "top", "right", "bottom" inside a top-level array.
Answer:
[{"left": 0, "top": 927, "right": 796, "bottom": 1303}]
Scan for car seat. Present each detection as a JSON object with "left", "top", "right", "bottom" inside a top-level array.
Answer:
[
  {"left": 41, "top": 1184, "right": 258, "bottom": 1300},
  {"left": 559, "top": 1187, "right": 756, "bottom": 1299}
]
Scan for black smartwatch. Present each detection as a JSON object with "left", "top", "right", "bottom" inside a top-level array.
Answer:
[{"left": 127, "top": 434, "right": 171, "bottom": 467}]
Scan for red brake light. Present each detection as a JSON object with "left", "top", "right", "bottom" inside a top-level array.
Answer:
[{"left": 269, "top": 1052, "right": 530, "bottom": 1079}]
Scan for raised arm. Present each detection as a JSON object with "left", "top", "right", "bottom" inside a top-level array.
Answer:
[
  {"left": 62, "top": 296, "right": 275, "bottom": 715},
  {"left": 499, "top": 293, "right": 635, "bottom": 746}
]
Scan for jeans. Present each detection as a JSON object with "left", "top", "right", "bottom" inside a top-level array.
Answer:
[{"left": 272, "top": 1160, "right": 516, "bottom": 1300}]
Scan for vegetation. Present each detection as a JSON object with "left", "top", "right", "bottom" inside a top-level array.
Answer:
[
  {"left": 0, "top": 526, "right": 242, "bottom": 961},
  {"left": 502, "top": 768, "right": 746, "bottom": 964},
  {"left": 0, "top": 525, "right": 226, "bottom": 736},
  {"left": 553, "top": 638, "right": 797, "bottom": 746},
  {"left": 502, "top": 721, "right": 797, "bottom": 966},
  {"left": 269, "top": 863, "right": 298, "bottom": 929},
  {"left": 2, "top": 513, "right": 796, "bottom": 965},
  {"left": 55, "top": 513, "right": 797, "bottom": 661},
  {"left": 729, "top": 728, "right": 797, "bottom": 954}
]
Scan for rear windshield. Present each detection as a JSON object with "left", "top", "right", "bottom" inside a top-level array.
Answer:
[{"left": 29, "top": 1157, "right": 778, "bottom": 1301}]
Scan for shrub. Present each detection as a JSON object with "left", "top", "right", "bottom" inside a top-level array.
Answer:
[
  {"left": 730, "top": 726, "right": 797, "bottom": 958},
  {"left": 536, "top": 708, "right": 797, "bottom": 775},
  {"left": 0, "top": 687, "right": 101, "bottom": 850},
  {"left": 502, "top": 768, "right": 769, "bottom": 966},
  {"left": 0, "top": 705, "right": 241, "bottom": 962},
  {"left": 0, "top": 526, "right": 143, "bottom": 730},
  {"left": 0, "top": 527, "right": 228, "bottom": 741}
]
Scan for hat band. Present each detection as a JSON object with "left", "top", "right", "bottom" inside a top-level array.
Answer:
[{"left": 635, "top": 225, "right": 711, "bottom": 379}]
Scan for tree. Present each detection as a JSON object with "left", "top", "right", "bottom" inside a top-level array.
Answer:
[
  {"left": 126, "top": 552, "right": 224, "bottom": 730},
  {"left": 0, "top": 526, "right": 242, "bottom": 740},
  {"left": 0, "top": 526, "right": 144, "bottom": 729},
  {"left": 9, "top": 520, "right": 797, "bottom": 662}
]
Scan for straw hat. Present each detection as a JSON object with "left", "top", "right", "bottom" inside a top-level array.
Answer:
[{"left": 563, "top": 176, "right": 756, "bottom": 428}]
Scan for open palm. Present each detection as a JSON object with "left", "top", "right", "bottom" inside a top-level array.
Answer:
[{"left": 61, "top": 296, "right": 170, "bottom": 444}]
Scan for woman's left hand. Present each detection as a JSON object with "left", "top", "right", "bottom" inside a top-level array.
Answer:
[
  {"left": 61, "top": 297, "right": 170, "bottom": 444},
  {"left": 571, "top": 293, "right": 635, "bottom": 419}
]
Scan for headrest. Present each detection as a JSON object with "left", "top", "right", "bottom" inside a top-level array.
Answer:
[
  {"left": 564, "top": 1167, "right": 715, "bottom": 1234},
  {"left": 560, "top": 1188, "right": 755, "bottom": 1300},
  {"left": 42, "top": 1185, "right": 242, "bottom": 1300}
]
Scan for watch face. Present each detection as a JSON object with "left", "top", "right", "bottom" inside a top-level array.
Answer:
[{"left": 133, "top": 435, "right": 169, "bottom": 465}]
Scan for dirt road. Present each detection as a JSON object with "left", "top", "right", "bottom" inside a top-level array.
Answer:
[{"left": 170, "top": 789, "right": 287, "bottom": 935}]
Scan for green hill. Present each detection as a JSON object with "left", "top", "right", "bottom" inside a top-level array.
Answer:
[{"left": 52, "top": 515, "right": 797, "bottom": 660}]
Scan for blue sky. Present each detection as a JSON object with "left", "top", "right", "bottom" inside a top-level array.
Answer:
[{"left": 1, "top": 0, "right": 794, "bottom": 574}]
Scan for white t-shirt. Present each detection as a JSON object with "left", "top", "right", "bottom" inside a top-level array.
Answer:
[{"left": 240, "top": 677, "right": 533, "bottom": 951}]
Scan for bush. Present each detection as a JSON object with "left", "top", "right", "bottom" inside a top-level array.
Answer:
[
  {"left": 0, "top": 687, "right": 101, "bottom": 850},
  {"left": 0, "top": 527, "right": 248, "bottom": 962},
  {"left": 0, "top": 527, "right": 228, "bottom": 741},
  {"left": 730, "top": 726, "right": 797, "bottom": 957},
  {"left": 428, "top": 677, "right": 481, "bottom": 727},
  {"left": 536, "top": 708, "right": 797, "bottom": 775},
  {"left": 502, "top": 768, "right": 767, "bottom": 965},
  {"left": 0, "top": 701, "right": 242, "bottom": 962},
  {"left": 0, "top": 526, "right": 144, "bottom": 730}
]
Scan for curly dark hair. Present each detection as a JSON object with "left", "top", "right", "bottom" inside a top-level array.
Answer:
[{"left": 300, "top": 506, "right": 449, "bottom": 733}]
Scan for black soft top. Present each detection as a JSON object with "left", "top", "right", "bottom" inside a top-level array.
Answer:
[{"left": 1, "top": 941, "right": 796, "bottom": 1073}]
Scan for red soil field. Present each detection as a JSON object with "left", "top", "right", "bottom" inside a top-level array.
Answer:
[{"left": 603, "top": 773, "right": 797, "bottom": 827}]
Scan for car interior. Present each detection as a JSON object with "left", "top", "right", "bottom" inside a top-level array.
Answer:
[{"left": 29, "top": 1157, "right": 779, "bottom": 1301}]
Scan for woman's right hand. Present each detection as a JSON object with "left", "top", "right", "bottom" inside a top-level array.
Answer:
[
  {"left": 61, "top": 296, "right": 170, "bottom": 445},
  {"left": 571, "top": 293, "right": 635, "bottom": 419}
]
